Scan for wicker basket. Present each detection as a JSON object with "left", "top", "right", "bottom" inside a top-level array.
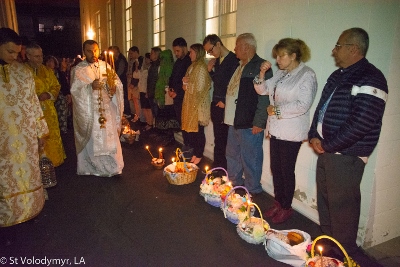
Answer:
[
  {"left": 163, "top": 163, "right": 198, "bottom": 185},
  {"left": 306, "top": 235, "right": 352, "bottom": 267},
  {"left": 236, "top": 203, "right": 269, "bottom": 245},
  {"left": 221, "top": 186, "right": 254, "bottom": 224},
  {"left": 199, "top": 167, "right": 230, "bottom": 207},
  {"left": 163, "top": 148, "right": 198, "bottom": 185},
  {"left": 151, "top": 159, "right": 165, "bottom": 169}
]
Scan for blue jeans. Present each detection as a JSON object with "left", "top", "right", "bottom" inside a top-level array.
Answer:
[{"left": 226, "top": 126, "right": 264, "bottom": 194}]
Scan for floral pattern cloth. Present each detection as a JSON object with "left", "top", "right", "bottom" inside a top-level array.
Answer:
[{"left": 0, "top": 62, "right": 49, "bottom": 227}]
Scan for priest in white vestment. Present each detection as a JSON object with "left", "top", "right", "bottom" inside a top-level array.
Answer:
[{"left": 70, "top": 40, "right": 124, "bottom": 177}]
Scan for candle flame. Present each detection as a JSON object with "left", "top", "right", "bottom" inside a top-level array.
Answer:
[
  {"left": 205, "top": 166, "right": 209, "bottom": 172},
  {"left": 318, "top": 246, "right": 323, "bottom": 253},
  {"left": 159, "top": 148, "right": 163, "bottom": 152},
  {"left": 172, "top": 157, "right": 175, "bottom": 162}
]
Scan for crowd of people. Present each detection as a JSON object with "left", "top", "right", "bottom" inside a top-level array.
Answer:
[{"left": 0, "top": 26, "right": 388, "bottom": 266}]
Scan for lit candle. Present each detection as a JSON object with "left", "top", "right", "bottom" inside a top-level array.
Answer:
[
  {"left": 158, "top": 148, "right": 163, "bottom": 159},
  {"left": 318, "top": 246, "right": 323, "bottom": 267},
  {"left": 205, "top": 166, "right": 209, "bottom": 173},
  {"left": 104, "top": 51, "right": 108, "bottom": 68},
  {"left": 110, "top": 51, "right": 115, "bottom": 70},
  {"left": 145, "top": 145, "right": 155, "bottom": 159}
]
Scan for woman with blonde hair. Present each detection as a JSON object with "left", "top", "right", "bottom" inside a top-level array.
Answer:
[
  {"left": 254, "top": 38, "right": 317, "bottom": 223},
  {"left": 181, "top": 43, "right": 211, "bottom": 165}
]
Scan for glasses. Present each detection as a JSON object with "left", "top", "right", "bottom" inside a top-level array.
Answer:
[
  {"left": 206, "top": 44, "right": 215, "bottom": 55},
  {"left": 334, "top": 43, "right": 354, "bottom": 49}
]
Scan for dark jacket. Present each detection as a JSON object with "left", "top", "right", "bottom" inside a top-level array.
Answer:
[
  {"left": 234, "top": 54, "right": 273, "bottom": 129},
  {"left": 169, "top": 53, "right": 191, "bottom": 103},
  {"left": 147, "top": 60, "right": 160, "bottom": 99},
  {"left": 308, "top": 58, "right": 388, "bottom": 157},
  {"left": 209, "top": 51, "right": 239, "bottom": 103}
]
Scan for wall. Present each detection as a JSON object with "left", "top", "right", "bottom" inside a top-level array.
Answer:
[
  {"left": 79, "top": 0, "right": 400, "bottom": 248},
  {"left": 236, "top": 0, "right": 400, "bottom": 248}
]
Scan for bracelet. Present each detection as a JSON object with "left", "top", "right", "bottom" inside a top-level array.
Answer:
[
  {"left": 274, "top": 105, "right": 282, "bottom": 119},
  {"left": 253, "top": 74, "right": 264, "bottom": 85}
]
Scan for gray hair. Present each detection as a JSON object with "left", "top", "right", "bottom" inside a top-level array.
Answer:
[
  {"left": 342, "top": 28, "right": 369, "bottom": 56},
  {"left": 26, "top": 43, "right": 42, "bottom": 54},
  {"left": 237, "top": 33, "right": 257, "bottom": 50}
]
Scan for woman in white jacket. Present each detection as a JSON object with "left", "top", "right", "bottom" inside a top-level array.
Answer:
[{"left": 253, "top": 38, "right": 317, "bottom": 224}]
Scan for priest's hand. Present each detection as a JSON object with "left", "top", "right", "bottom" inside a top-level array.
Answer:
[
  {"left": 92, "top": 79, "right": 102, "bottom": 90},
  {"left": 38, "top": 92, "right": 51, "bottom": 101}
]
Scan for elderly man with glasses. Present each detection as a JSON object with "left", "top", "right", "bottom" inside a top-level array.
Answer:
[{"left": 309, "top": 28, "right": 388, "bottom": 266}]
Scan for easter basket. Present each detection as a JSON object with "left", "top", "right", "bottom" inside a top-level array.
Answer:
[
  {"left": 163, "top": 148, "right": 198, "bottom": 185},
  {"left": 265, "top": 229, "right": 311, "bottom": 267},
  {"left": 236, "top": 202, "right": 269, "bottom": 245},
  {"left": 306, "top": 235, "right": 353, "bottom": 267},
  {"left": 151, "top": 158, "right": 165, "bottom": 169},
  {"left": 199, "top": 167, "right": 231, "bottom": 207},
  {"left": 221, "top": 186, "right": 255, "bottom": 224}
]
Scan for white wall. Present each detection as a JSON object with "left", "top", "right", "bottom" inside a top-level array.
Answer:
[
  {"left": 234, "top": 0, "right": 400, "bottom": 248},
  {"left": 80, "top": 0, "right": 400, "bottom": 248}
]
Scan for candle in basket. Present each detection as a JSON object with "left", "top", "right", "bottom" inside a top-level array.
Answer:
[
  {"left": 159, "top": 148, "right": 163, "bottom": 159},
  {"left": 172, "top": 157, "right": 176, "bottom": 166},
  {"left": 318, "top": 246, "right": 323, "bottom": 267},
  {"left": 145, "top": 145, "right": 155, "bottom": 159},
  {"left": 247, "top": 200, "right": 252, "bottom": 219},
  {"left": 205, "top": 166, "right": 209, "bottom": 173}
]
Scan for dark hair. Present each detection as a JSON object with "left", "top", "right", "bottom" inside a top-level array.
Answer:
[
  {"left": 172, "top": 37, "right": 187, "bottom": 47},
  {"left": 203, "top": 34, "right": 223, "bottom": 46},
  {"left": 129, "top": 46, "right": 139, "bottom": 53},
  {"left": 151, "top": 46, "right": 162, "bottom": 54},
  {"left": 145, "top": 52, "right": 150, "bottom": 59},
  {"left": 342, "top": 27, "right": 369, "bottom": 56},
  {"left": 272, "top": 38, "right": 311, "bottom": 62},
  {"left": 0, "top": 28, "right": 21, "bottom": 46},
  {"left": 190, "top": 43, "right": 206, "bottom": 62},
  {"left": 82, "top": 40, "right": 98, "bottom": 51},
  {"left": 44, "top": 55, "right": 59, "bottom": 68},
  {"left": 111, "top": 45, "right": 120, "bottom": 53}
]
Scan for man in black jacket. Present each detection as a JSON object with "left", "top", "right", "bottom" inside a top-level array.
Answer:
[
  {"left": 111, "top": 46, "right": 130, "bottom": 117},
  {"left": 167, "top": 37, "right": 192, "bottom": 148},
  {"left": 203, "top": 34, "right": 239, "bottom": 169}
]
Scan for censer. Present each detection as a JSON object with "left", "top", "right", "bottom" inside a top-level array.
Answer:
[{"left": 39, "top": 149, "right": 57, "bottom": 188}]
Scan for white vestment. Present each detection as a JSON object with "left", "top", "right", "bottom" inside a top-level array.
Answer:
[{"left": 70, "top": 60, "right": 124, "bottom": 177}]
